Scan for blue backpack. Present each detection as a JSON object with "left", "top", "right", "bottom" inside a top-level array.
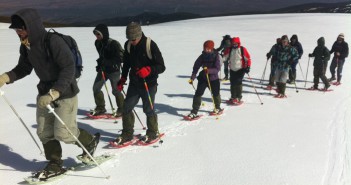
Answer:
[{"left": 45, "top": 29, "right": 83, "bottom": 79}]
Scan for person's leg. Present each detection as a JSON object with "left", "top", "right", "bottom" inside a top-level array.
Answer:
[
  {"left": 92, "top": 72, "right": 106, "bottom": 114},
  {"left": 108, "top": 71, "right": 124, "bottom": 116}
]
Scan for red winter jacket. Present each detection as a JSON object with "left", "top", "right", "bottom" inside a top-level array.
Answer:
[{"left": 223, "top": 37, "right": 251, "bottom": 69}]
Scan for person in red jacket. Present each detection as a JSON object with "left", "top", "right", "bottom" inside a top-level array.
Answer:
[{"left": 222, "top": 37, "right": 251, "bottom": 105}]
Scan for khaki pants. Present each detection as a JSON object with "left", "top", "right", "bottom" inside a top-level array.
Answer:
[{"left": 36, "top": 96, "right": 80, "bottom": 144}]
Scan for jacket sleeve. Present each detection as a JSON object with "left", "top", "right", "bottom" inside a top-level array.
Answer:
[
  {"left": 191, "top": 55, "right": 202, "bottom": 78},
  {"left": 149, "top": 41, "right": 166, "bottom": 75},
  {"left": 340, "top": 42, "right": 349, "bottom": 59},
  {"left": 330, "top": 42, "right": 336, "bottom": 54},
  {"left": 298, "top": 43, "right": 303, "bottom": 59},
  {"left": 50, "top": 35, "right": 75, "bottom": 94},
  {"left": 243, "top": 47, "right": 251, "bottom": 67},
  {"left": 7, "top": 45, "right": 33, "bottom": 83}
]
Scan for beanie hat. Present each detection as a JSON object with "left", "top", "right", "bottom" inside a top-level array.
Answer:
[
  {"left": 126, "top": 22, "right": 142, "bottom": 40},
  {"left": 281, "top": 35, "right": 289, "bottom": 42},
  {"left": 338, "top": 33, "right": 344, "bottom": 39},
  {"left": 93, "top": 24, "right": 109, "bottom": 40},
  {"left": 9, "top": 15, "right": 26, "bottom": 29},
  {"left": 203, "top": 40, "right": 214, "bottom": 50}
]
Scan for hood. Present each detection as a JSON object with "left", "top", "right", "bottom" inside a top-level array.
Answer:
[
  {"left": 94, "top": 24, "right": 109, "bottom": 41},
  {"left": 290, "top": 34, "right": 298, "bottom": 42},
  {"left": 317, "top": 37, "right": 325, "bottom": 47},
  {"left": 10, "top": 8, "right": 46, "bottom": 45},
  {"left": 232, "top": 37, "right": 241, "bottom": 47}
]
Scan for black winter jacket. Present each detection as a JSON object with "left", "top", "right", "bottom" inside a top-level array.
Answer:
[
  {"left": 330, "top": 40, "right": 349, "bottom": 60},
  {"left": 122, "top": 34, "right": 165, "bottom": 88},
  {"left": 311, "top": 37, "right": 330, "bottom": 69}
]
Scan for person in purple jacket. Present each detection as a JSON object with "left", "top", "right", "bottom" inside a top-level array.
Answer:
[{"left": 187, "top": 40, "right": 222, "bottom": 119}]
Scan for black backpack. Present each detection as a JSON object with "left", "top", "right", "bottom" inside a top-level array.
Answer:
[{"left": 45, "top": 29, "right": 83, "bottom": 79}]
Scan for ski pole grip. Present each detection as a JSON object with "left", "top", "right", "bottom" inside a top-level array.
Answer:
[{"left": 46, "top": 104, "right": 54, "bottom": 113}]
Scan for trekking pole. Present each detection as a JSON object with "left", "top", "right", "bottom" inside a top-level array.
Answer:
[
  {"left": 289, "top": 67, "right": 299, "bottom": 93},
  {"left": 298, "top": 62, "right": 305, "bottom": 82},
  {"left": 304, "top": 57, "right": 311, "bottom": 87},
  {"left": 0, "top": 89, "right": 44, "bottom": 155},
  {"left": 121, "top": 90, "right": 146, "bottom": 130},
  {"left": 260, "top": 59, "right": 269, "bottom": 84},
  {"left": 143, "top": 79, "right": 163, "bottom": 144},
  {"left": 203, "top": 67, "right": 219, "bottom": 120},
  {"left": 247, "top": 73, "right": 264, "bottom": 105},
  {"left": 46, "top": 104, "right": 110, "bottom": 179},
  {"left": 101, "top": 71, "right": 117, "bottom": 118}
]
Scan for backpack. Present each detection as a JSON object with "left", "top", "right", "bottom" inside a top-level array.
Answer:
[
  {"left": 45, "top": 29, "right": 83, "bottom": 79},
  {"left": 126, "top": 37, "right": 152, "bottom": 60},
  {"left": 107, "top": 38, "right": 124, "bottom": 68}
]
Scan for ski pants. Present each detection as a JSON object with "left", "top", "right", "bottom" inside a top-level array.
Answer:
[
  {"left": 93, "top": 70, "right": 123, "bottom": 97},
  {"left": 329, "top": 57, "right": 345, "bottom": 81},
  {"left": 275, "top": 68, "right": 289, "bottom": 83},
  {"left": 229, "top": 69, "right": 245, "bottom": 86},
  {"left": 313, "top": 66, "right": 329, "bottom": 87},
  {"left": 195, "top": 78, "right": 220, "bottom": 97},
  {"left": 36, "top": 96, "right": 79, "bottom": 144},
  {"left": 123, "top": 83, "right": 157, "bottom": 117}
]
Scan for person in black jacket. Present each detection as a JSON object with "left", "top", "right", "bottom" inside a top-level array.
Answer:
[
  {"left": 0, "top": 9, "right": 99, "bottom": 179},
  {"left": 91, "top": 24, "right": 124, "bottom": 117},
  {"left": 329, "top": 33, "right": 349, "bottom": 85},
  {"left": 215, "top": 35, "right": 231, "bottom": 81},
  {"left": 308, "top": 37, "right": 331, "bottom": 90},
  {"left": 287, "top": 34, "right": 303, "bottom": 84},
  {"left": 112, "top": 22, "right": 166, "bottom": 145}
]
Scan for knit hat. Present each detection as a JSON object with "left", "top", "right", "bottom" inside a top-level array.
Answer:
[
  {"left": 338, "top": 33, "right": 344, "bottom": 39},
  {"left": 203, "top": 40, "right": 214, "bottom": 50},
  {"left": 126, "top": 22, "right": 142, "bottom": 40},
  {"left": 281, "top": 35, "right": 289, "bottom": 42},
  {"left": 9, "top": 15, "right": 26, "bottom": 29}
]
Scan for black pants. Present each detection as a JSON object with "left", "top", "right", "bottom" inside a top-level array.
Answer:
[
  {"left": 329, "top": 57, "right": 345, "bottom": 82},
  {"left": 195, "top": 78, "right": 220, "bottom": 97}
]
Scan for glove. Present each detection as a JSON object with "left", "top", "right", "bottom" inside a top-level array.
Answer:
[
  {"left": 38, "top": 89, "right": 60, "bottom": 109},
  {"left": 136, "top": 66, "right": 151, "bottom": 78},
  {"left": 0, "top": 73, "right": 10, "bottom": 88},
  {"left": 266, "top": 53, "right": 271, "bottom": 60},
  {"left": 309, "top": 53, "right": 313, "bottom": 57},
  {"left": 96, "top": 65, "right": 102, "bottom": 72},
  {"left": 203, "top": 67, "right": 209, "bottom": 74},
  {"left": 188, "top": 79, "right": 193, "bottom": 84},
  {"left": 117, "top": 77, "right": 127, "bottom": 91},
  {"left": 244, "top": 67, "right": 250, "bottom": 74}
]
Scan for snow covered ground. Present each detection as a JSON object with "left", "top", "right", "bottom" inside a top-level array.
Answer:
[{"left": 0, "top": 13, "right": 350, "bottom": 185}]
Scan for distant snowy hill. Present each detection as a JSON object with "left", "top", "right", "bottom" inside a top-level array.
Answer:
[{"left": 0, "top": 13, "right": 350, "bottom": 185}]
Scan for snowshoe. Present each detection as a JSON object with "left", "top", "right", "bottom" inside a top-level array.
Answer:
[
  {"left": 226, "top": 98, "right": 243, "bottom": 106},
  {"left": 136, "top": 133, "right": 165, "bottom": 146},
  {"left": 32, "top": 160, "right": 66, "bottom": 181},
  {"left": 183, "top": 113, "right": 202, "bottom": 121},
  {"left": 306, "top": 86, "right": 318, "bottom": 91},
  {"left": 209, "top": 108, "right": 224, "bottom": 115},
  {"left": 274, "top": 94, "right": 287, "bottom": 98},
  {"left": 265, "top": 85, "right": 273, "bottom": 90},
  {"left": 109, "top": 135, "right": 139, "bottom": 149},
  {"left": 332, "top": 81, "right": 341, "bottom": 86}
]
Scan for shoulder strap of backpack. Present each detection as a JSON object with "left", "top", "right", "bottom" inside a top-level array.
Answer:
[{"left": 126, "top": 37, "right": 152, "bottom": 60}]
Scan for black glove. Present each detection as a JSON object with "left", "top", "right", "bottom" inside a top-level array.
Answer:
[
  {"left": 308, "top": 53, "right": 313, "bottom": 57},
  {"left": 244, "top": 67, "right": 250, "bottom": 74},
  {"left": 96, "top": 65, "right": 102, "bottom": 72},
  {"left": 266, "top": 53, "right": 271, "bottom": 60}
]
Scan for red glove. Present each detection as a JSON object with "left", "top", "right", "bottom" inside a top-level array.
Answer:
[
  {"left": 117, "top": 77, "right": 127, "bottom": 91},
  {"left": 136, "top": 66, "right": 151, "bottom": 78}
]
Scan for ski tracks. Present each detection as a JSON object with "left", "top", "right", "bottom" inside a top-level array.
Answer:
[{"left": 322, "top": 94, "right": 351, "bottom": 185}]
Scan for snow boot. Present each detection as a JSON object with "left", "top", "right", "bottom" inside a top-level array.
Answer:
[
  {"left": 33, "top": 159, "right": 65, "bottom": 180},
  {"left": 77, "top": 130, "right": 100, "bottom": 159},
  {"left": 214, "top": 95, "right": 222, "bottom": 110},
  {"left": 120, "top": 111, "right": 135, "bottom": 140},
  {"left": 328, "top": 76, "right": 336, "bottom": 82}
]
